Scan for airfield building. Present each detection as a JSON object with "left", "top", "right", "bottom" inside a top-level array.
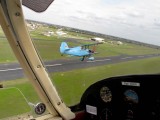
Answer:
[{"left": 91, "top": 37, "right": 105, "bottom": 43}]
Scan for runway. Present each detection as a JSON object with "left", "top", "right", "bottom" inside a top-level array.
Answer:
[{"left": 0, "top": 54, "right": 159, "bottom": 81}]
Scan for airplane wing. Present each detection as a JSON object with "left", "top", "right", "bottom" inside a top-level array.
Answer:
[
  {"left": 81, "top": 42, "right": 101, "bottom": 52},
  {"left": 81, "top": 42, "right": 101, "bottom": 48}
]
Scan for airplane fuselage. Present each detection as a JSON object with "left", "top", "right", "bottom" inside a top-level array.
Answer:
[{"left": 64, "top": 46, "right": 90, "bottom": 57}]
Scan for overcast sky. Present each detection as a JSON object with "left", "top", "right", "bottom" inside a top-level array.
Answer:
[{"left": 23, "top": 0, "right": 160, "bottom": 46}]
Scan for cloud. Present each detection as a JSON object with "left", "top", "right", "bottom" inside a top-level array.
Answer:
[
  {"left": 23, "top": 0, "right": 160, "bottom": 45},
  {"left": 154, "top": 19, "right": 160, "bottom": 26},
  {"left": 125, "top": 11, "right": 143, "bottom": 18}
]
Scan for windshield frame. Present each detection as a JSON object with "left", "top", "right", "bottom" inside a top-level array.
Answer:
[{"left": 0, "top": 0, "right": 75, "bottom": 119}]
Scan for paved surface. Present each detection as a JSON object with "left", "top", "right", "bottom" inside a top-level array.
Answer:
[{"left": 0, "top": 54, "right": 159, "bottom": 81}]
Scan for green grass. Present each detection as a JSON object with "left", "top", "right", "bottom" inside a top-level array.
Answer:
[
  {"left": 1, "top": 25, "right": 160, "bottom": 63},
  {"left": 96, "top": 43, "right": 160, "bottom": 57},
  {"left": 2, "top": 79, "right": 40, "bottom": 103},
  {"left": 52, "top": 57, "right": 160, "bottom": 105},
  {"left": 0, "top": 39, "right": 17, "bottom": 63},
  {"left": 0, "top": 27, "right": 5, "bottom": 37},
  {"left": 2, "top": 57, "right": 160, "bottom": 109},
  {"left": 1, "top": 22, "right": 160, "bottom": 118},
  {"left": 0, "top": 88, "right": 31, "bottom": 119},
  {"left": 33, "top": 39, "right": 160, "bottom": 62},
  {"left": 29, "top": 24, "right": 94, "bottom": 40},
  {"left": 1, "top": 37, "right": 160, "bottom": 63}
]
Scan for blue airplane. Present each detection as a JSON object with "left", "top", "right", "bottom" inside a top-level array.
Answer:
[{"left": 60, "top": 42, "right": 100, "bottom": 61}]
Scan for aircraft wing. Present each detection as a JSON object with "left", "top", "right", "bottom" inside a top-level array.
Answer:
[
  {"left": 64, "top": 48, "right": 70, "bottom": 51},
  {"left": 80, "top": 42, "right": 101, "bottom": 51},
  {"left": 81, "top": 42, "right": 101, "bottom": 47}
]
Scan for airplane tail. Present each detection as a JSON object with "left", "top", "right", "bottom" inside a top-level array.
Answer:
[{"left": 60, "top": 42, "right": 69, "bottom": 54}]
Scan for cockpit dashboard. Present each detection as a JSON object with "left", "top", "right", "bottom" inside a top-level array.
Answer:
[{"left": 72, "top": 74, "right": 160, "bottom": 120}]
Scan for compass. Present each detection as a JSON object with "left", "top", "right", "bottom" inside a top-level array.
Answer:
[{"left": 35, "top": 103, "right": 46, "bottom": 115}]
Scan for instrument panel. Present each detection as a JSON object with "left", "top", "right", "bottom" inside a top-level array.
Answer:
[
  {"left": 100, "top": 86, "right": 112, "bottom": 103},
  {"left": 124, "top": 89, "right": 138, "bottom": 104},
  {"left": 77, "top": 74, "right": 160, "bottom": 120}
]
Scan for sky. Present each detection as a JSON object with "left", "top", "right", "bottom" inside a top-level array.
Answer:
[{"left": 23, "top": 0, "right": 160, "bottom": 46}]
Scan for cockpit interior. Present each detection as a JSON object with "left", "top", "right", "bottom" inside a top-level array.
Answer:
[
  {"left": 0, "top": 0, "right": 160, "bottom": 120},
  {"left": 72, "top": 74, "right": 160, "bottom": 120}
]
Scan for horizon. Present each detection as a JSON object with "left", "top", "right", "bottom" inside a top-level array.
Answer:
[
  {"left": 23, "top": 0, "right": 160, "bottom": 46},
  {"left": 26, "top": 19, "right": 160, "bottom": 48}
]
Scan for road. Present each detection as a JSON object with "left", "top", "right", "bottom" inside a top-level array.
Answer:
[{"left": 0, "top": 54, "right": 159, "bottom": 81}]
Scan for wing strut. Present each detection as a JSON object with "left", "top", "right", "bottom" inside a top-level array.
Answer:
[
  {"left": 0, "top": 0, "right": 75, "bottom": 119},
  {"left": 80, "top": 56, "right": 85, "bottom": 61}
]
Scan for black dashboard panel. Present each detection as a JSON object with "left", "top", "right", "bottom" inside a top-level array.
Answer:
[{"left": 78, "top": 74, "right": 160, "bottom": 120}]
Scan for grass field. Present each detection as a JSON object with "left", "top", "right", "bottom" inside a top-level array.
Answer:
[
  {"left": 0, "top": 88, "right": 31, "bottom": 119},
  {"left": 1, "top": 57, "right": 160, "bottom": 109},
  {"left": 1, "top": 22, "right": 160, "bottom": 118},
  {"left": 1, "top": 38, "right": 160, "bottom": 63},
  {"left": 1, "top": 25, "right": 160, "bottom": 63},
  {"left": 52, "top": 56, "right": 160, "bottom": 105}
]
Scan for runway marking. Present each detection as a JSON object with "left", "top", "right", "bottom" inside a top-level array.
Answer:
[
  {"left": 87, "top": 59, "right": 111, "bottom": 62},
  {"left": 46, "top": 64, "right": 62, "bottom": 67},
  {"left": 87, "top": 61, "right": 95, "bottom": 63},
  {"left": 121, "top": 57, "right": 133, "bottom": 60},
  {"left": 0, "top": 68, "right": 22, "bottom": 72},
  {"left": 0, "top": 55, "right": 155, "bottom": 72},
  {"left": 95, "top": 59, "right": 111, "bottom": 62},
  {"left": 0, "top": 64, "right": 62, "bottom": 72},
  {"left": 147, "top": 55, "right": 152, "bottom": 56},
  {"left": 138, "top": 56, "right": 144, "bottom": 58}
]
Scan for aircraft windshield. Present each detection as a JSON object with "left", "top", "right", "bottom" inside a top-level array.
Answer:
[{"left": 0, "top": 0, "right": 160, "bottom": 119}]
